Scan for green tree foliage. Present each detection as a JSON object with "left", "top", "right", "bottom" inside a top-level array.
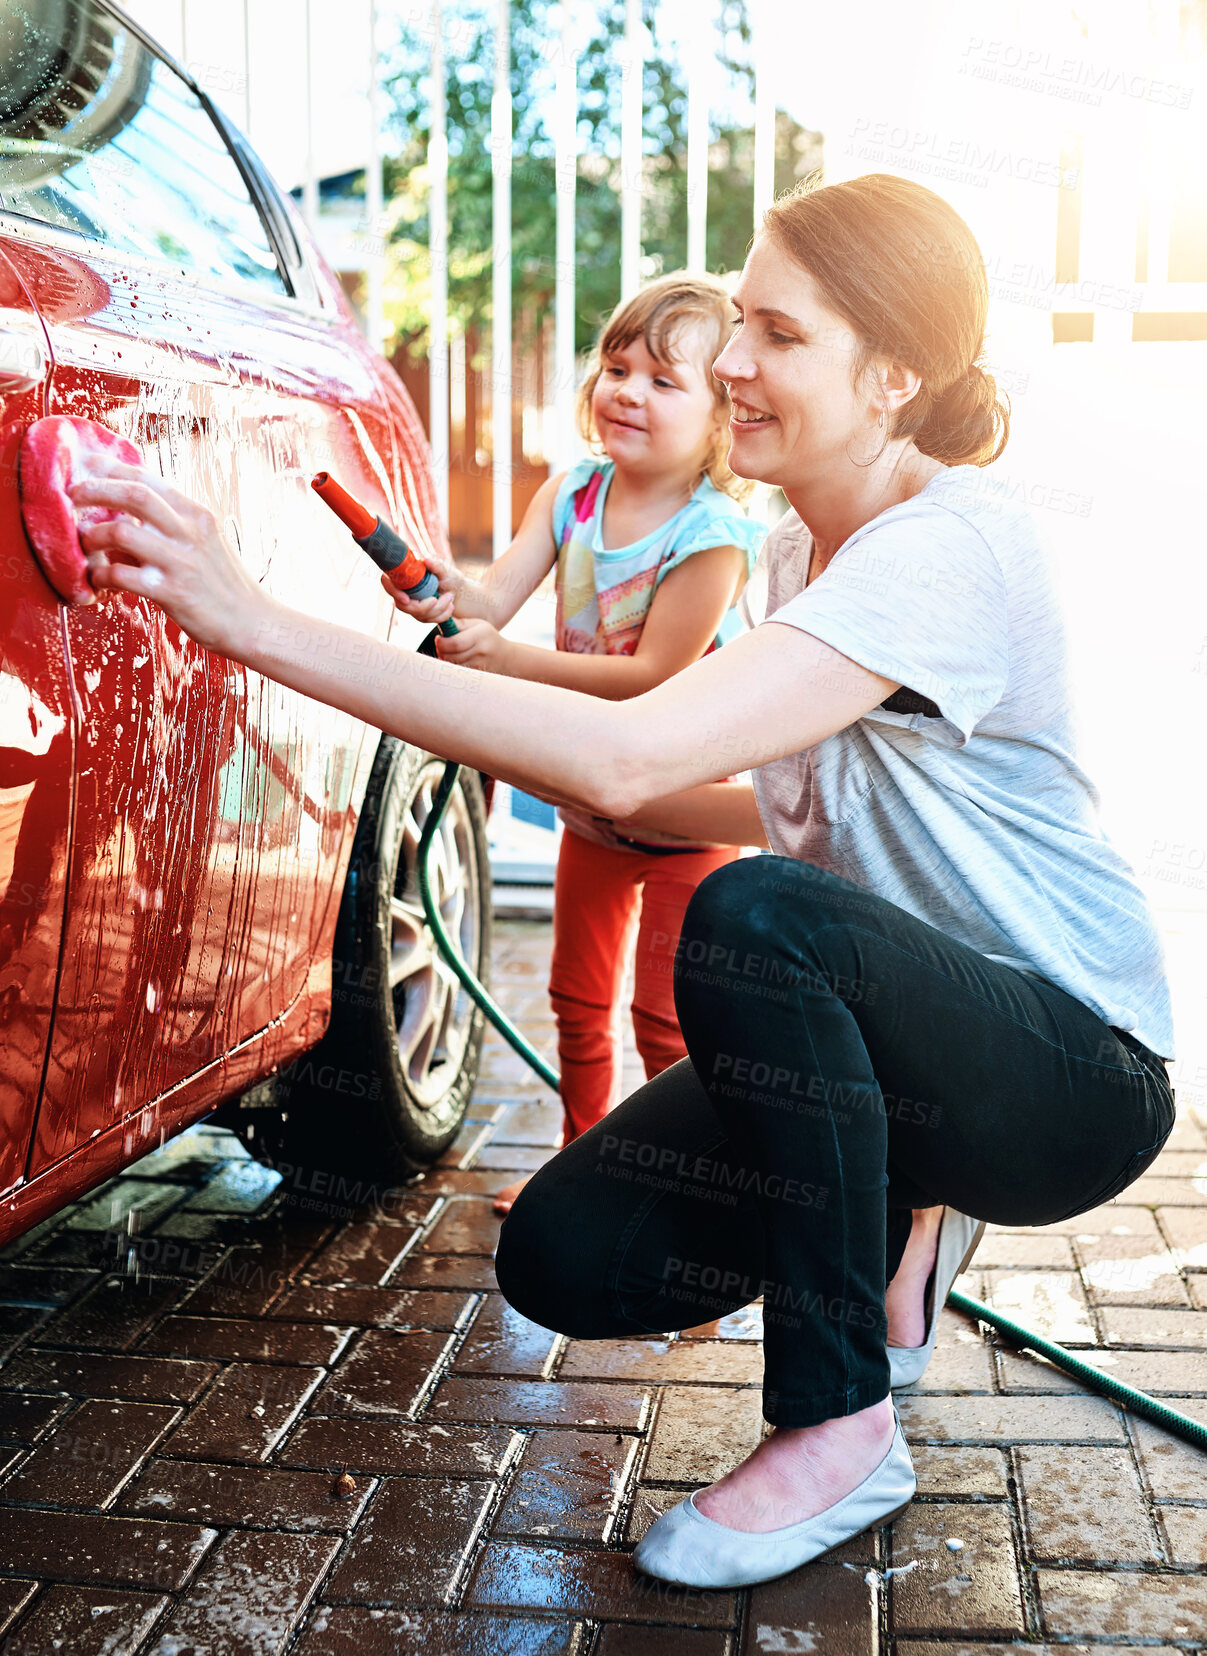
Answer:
[{"left": 380, "top": 0, "right": 820, "bottom": 359}]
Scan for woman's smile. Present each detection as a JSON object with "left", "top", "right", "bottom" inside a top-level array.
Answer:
[{"left": 729, "top": 398, "right": 777, "bottom": 431}]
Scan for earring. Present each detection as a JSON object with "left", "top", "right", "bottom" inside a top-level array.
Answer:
[{"left": 877, "top": 409, "right": 885, "bottom": 429}]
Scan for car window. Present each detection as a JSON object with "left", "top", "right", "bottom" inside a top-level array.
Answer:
[
  {"left": 0, "top": 0, "right": 285, "bottom": 295},
  {"left": 215, "top": 111, "right": 317, "bottom": 307}
]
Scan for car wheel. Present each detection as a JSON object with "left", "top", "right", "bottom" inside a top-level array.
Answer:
[{"left": 225, "top": 736, "right": 491, "bottom": 1191}]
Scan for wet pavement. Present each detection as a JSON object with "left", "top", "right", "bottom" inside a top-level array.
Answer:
[{"left": 0, "top": 916, "right": 1206, "bottom": 1652}]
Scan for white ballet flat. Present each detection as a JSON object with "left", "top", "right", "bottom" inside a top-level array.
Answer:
[
  {"left": 632, "top": 1405, "right": 916, "bottom": 1589},
  {"left": 887, "top": 1206, "right": 985, "bottom": 1390}
]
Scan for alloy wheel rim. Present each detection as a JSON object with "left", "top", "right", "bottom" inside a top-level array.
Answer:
[{"left": 387, "top": 763, "right": 480, "bottom": 1107}]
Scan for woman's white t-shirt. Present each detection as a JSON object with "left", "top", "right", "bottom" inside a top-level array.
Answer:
[{"left": 747, "top": 465, "right": 1176, "bottom": 1060}]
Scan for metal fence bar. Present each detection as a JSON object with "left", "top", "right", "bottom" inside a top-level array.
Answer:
[
  {"left": 620, "top": 0, "right": 643, "bottom": 300},
  {"left": 242, "top": 0, "right": 251, "bottom": 133},
  {"left": 749, "top": 0, "right": 775, "bottom": 523},
  {"left": 686, "top": 7, "right": 708, "bottom": 272},
  {"left": 429, "top": 0, "right": 450, "bottom": 528},
  {"left": 1080, "top": 114, "right": 1142, "bottom": 346},
  {"left": 365, "top": 0, "right": 385, "bottom": 354},
  {"left": 752, "top": 0, "right": 774, "bottom": 229},
  {"left": 302, "top": 0, "right": 319, "bottom": 228},
  {"left": 491, "top": 0, "right": 512, "bottom": 558},
  {"left": 554, "top": 2, "right": 578, "bottom": 471},
  {"left": 1142, "top": 0, "right": 1179, "bottom": 288}
]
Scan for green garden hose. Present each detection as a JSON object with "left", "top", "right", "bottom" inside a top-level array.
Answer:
[
  {"left": 417, "top": 757, "right": 1206, "bottom": 1457},
  {"left": 417, "top": 760, "right": 560, "bottom": 1092},
  {"left": 949, "top": 1286, "right": 1207, "bottom": 1450}
]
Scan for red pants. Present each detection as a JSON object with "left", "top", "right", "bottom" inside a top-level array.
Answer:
[{"left": 549, "top": 828, "right": 739, "bottom": 1144}]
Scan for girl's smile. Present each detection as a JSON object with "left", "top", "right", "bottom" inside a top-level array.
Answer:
[{"left": 600, "top": 410, "right": 648, "bottom": 434}]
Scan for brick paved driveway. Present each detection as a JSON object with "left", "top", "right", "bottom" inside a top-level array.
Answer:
[{"left": 0, "top": 917, "right": 1205, "bottom": 1653}]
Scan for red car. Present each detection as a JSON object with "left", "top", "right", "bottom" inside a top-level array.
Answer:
[{"left": 0, "top": 0, "right": 491, "bottom": 1246}]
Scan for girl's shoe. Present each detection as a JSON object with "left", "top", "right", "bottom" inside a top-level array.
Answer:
[
  {"left": 887, "top": 1206, "right": 986, "bottom": 1390},
  {"left": 632, "top": 1405, "right": 916, "bottom": 1589}
]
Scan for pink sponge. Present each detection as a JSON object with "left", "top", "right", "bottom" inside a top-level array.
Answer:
[{"left": 20, "top": 415, "right": 143, "bottom": 605}]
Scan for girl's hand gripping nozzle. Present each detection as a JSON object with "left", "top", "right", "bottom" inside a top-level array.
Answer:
[{"left": 311, "top": 471, "right": 459, "bottom": 637}]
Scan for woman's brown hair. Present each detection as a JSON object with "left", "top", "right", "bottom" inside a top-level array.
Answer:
[
  {"left": 577, "top": 273, "right": 755, "bottom": 503},
  {"left": 762, "top": 173, "right": 1009, "bottom": 466}
]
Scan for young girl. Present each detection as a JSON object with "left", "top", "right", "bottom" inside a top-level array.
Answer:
[{"left": 392, "top": 274, "right": 765, "bottom": 1212}]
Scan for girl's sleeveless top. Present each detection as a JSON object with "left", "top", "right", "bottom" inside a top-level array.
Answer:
[{"left": 551, "top": 458, "right": 764, "bottom": 851}]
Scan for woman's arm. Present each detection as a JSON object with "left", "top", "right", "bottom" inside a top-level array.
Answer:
[
  {"left": 481, "top": 778, "right": 769, "bottom": 850},
  {"left": 385, "top": 472, "right": 565, "bottom": 630},
  {"left": 435, "top": 543, "right": 747, "bottom": 700},
  {"left": 70, "top": 470, "right": 898, "bottom": 821},
  {"left": 613, "top": 781, "right": 771, "bottom": 848}
]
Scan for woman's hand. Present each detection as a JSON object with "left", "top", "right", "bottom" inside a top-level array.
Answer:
[
  {"left": 434, "top": 618, "right": 514, "bottom": 674},
  {"left": 69, "top": 465, "right": 270, "bottom": 657}
]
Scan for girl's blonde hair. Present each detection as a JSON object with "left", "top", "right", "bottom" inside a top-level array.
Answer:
[{"left": 577, "top": 272, "right": 754, "bottom": 504}]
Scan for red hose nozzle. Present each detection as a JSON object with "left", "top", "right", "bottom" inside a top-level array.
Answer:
[
  {"left": 310, "top": 471, "right": 430, "bottom": 591},
  {"left": 311, "top": 471, "right": 378, "bottom": 539}
]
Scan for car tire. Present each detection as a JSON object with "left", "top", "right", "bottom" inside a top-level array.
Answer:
[{"left": 225, "top": 736, "right": 491, "bottom": 1191}]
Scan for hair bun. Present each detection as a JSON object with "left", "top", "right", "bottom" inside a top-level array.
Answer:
[
  {"left": 919, "top": 361, "right": 1008, "bottom": 465},
  {"left": 936, "top": 363, "right": 984, "bottom": 404}
]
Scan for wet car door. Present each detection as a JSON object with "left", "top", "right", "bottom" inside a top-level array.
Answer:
[
  {"left": 0, "top": 244, "right": 73, "bottom": 1202},
  {"left": 0, "top": 0, "right": 393, "bottom": 1172}
]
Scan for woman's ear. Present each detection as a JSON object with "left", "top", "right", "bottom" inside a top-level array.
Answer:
[{"left": 876, "top": 360, "right": 924, "bottom": 417}]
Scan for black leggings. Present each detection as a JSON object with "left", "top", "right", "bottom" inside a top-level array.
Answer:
[{"left": 496, "top": 857, "right": 1176, "bottom": 1428}]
